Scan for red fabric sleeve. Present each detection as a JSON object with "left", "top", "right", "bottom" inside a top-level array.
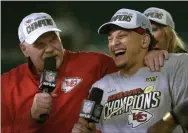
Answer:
[
  {"left": 99, "top": 53, "right": 117, "bottom": 77},
  {"left": 1, "top": 73, "right": 14, "bottom": 133},
  {"left": 16, "top": 110, "right": 43, "bottom": 133},
  {"left": 1, "top": 72, "right": 42, "bottom": 133},
  {"left": 1, "top": 102, "right": 14, "bottom": 133},
  {"left": 96, "top": 130, "right": 102, "bottom": 133}
]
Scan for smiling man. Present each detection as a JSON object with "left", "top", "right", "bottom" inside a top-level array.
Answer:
[
  {"left": 72, "top": 8, "right": 188, "bottom": 133},
  {"left": 1, "top": 12, "right": 118, "bottom": 133}
]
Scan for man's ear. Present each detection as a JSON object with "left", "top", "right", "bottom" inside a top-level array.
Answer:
[
  {"left": 141, "top": 33, "right": 151, "bottom": 49},
  {"left": 20, "top": 44, "right": 29, "bottom": 57}
]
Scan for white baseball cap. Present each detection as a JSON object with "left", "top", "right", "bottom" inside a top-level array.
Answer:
[
  {"left": 144, "top": 7, "right": 175, "bottom": 29},
  {"left": 98, "top": 8, "right": 153, "bottom": 34},
  {"left": 18, "top": 12, "right": 61, "bottom": 44}
]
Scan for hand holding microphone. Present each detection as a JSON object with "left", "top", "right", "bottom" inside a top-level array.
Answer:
[
  {"left": 30, "top": 56, "right": 57, "bottom": 124},
  {"left": 72, "top": 87, "right": 104, "bottom": 133},
  {"left": 72, "top": 117, "right": 96, "bottom": 133},
  {"left": 30, "top": 93, "right": 57, "bottom": 121}
]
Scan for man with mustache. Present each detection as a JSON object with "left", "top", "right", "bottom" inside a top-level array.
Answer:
[{"left": 2, "top": 12, "right": 168, "bottom": 133}]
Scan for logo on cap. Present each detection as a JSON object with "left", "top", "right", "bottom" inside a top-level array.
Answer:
[
  {"left": 145, "top": 11, "right": 163, "bottom": 20},
  {"left": 26, "top": 18, "right": 53, "bottom": 34},
  {"left": 24, "top": 19, "right": 33, "bottom": 26},
  {"left": 111, "top": 12, "right": 133, "bottom": 22}
]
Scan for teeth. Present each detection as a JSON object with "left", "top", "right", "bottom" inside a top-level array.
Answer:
[
  {"left": 45, "top": 53, "right": 55, "bottom": 58},
  {"left": 114, "top": 50, "right": 126, "bottom": 54}
]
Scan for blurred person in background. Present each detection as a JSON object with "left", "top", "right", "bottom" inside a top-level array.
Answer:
[
  {"left": 72, "top": 8, "right": 188, "bottom": 133},
  {"left": 1, "top": 12, "right": 167, "bottom": 133},
  {"left": 147, "top": 99, "right": 188, "bottom": 133},
  {"left": 144, "top": 7, "right": 188, "bottom": 133},
  {"left": 144, "top": 7, "right": 187, "bottom": 53}
]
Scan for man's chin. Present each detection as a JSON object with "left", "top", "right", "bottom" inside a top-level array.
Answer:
[{"left": 116, "top": 63, "right": 126, "bottom": 69}]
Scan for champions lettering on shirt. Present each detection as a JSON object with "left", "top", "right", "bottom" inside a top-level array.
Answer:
[{"left": 103, "top": 86, "right": 161, "bottom": 120}]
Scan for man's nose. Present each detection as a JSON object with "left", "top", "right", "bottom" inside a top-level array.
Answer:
[
  {"left": 110, "top": 38, "right": 121, "bottom": 47},
  {"left": 45, "top": 43, "right": 54, "bottom": 53}
]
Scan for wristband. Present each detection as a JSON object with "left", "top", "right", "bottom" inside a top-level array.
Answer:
[{"left": 162, "top": 111, "right": 178, "bottom": 126}]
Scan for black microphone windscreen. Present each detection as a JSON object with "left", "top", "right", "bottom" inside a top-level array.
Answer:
[
  {"left": 44, "top": 56, "right": 56, "bottom": 71},
  {"left": 88, "top": 87, "right": 104, "bottom": 105}
]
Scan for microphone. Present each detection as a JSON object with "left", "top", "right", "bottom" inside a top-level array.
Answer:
[
  {"left": 37, "top": 56, "right": 57, "bottom": 124},
  {"left": 79, "top": 87, "right": 104, "bottom": 123}
]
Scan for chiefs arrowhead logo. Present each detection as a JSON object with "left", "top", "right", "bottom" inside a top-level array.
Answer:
[
  {"left": 61, "top": 77, "right": 82, "bottom": 93},
  {"left": 24, "top": 19, "right": 33, "bottom": 26},
  {"left": 128, "top": 109, "right": 153, "bottom": 128}
]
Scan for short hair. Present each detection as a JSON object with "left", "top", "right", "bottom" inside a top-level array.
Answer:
[{"left": 107, "top": 25, "right": 157, "bottom": 51}]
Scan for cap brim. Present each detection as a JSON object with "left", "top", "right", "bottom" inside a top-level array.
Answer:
[
  {"left": 98, "top": 22, "right": 139, "bottom": 34},
  {"left": 148, "top": 18, "right": 167, "bottom": 26},
  {"left": 25, "top": 27, "right": 61, "bottom": 44}
]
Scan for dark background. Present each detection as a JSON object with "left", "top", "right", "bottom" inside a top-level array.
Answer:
[{"left": 2, "top": 1, "right": 188, "bottom": 73}]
